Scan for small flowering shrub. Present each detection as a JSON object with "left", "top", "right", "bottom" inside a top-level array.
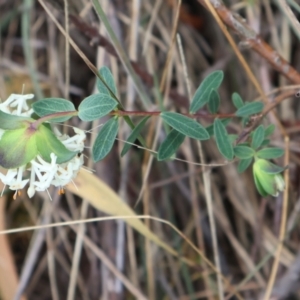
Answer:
[
  {"left": 0, "top": 67, "right": 286, "bottom": 198},
  {"left": 0, "top": 94, "right": 85, "bottom": 198}
]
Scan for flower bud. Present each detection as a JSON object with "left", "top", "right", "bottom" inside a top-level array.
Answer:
[{"left": 253, "top": 159, "right": 285, "bottom": 197}]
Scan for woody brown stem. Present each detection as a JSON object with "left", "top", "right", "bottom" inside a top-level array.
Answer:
[{"left": 197, "top": 0, "right": 300, "bottom": 84}]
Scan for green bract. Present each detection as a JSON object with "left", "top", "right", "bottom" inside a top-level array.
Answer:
[
  {"left": 0, "top": 118, "right": 77, "bottom": 169},
  {"left": 253, "top": 159, "right": 285, "bottom": 197}
]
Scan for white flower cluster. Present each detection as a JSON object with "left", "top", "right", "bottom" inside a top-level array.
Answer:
[{"left": 0, "top": 94, "right": 85, "bottom": 198}]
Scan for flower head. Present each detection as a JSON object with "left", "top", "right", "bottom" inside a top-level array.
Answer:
[
  {"left": 253, "top": 159, "right": 285, "bottom": 197},
  {"left": 0, "top": 94, "right": 85, "bottom": 198}
]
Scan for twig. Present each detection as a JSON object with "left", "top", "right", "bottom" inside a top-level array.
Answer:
[{"left": 196, "top": 0, "right": 300, "bottom": 84}]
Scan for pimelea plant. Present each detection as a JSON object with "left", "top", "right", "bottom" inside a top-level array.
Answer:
[{"left": 0, "top": 67, "right": 286, "bottom": 198}]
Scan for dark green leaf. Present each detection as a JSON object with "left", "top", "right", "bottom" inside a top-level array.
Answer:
[
  {"left": 260, "top": 139, "right": 270, "bottom": 147},
  {"left": 0, "top": 127, "right": 37, "bottom": 168},
  {"left": 93, "top": 118, "right": 119, "bottom": 162},
  {"left": 189, "top": 71, "right": 224, "bottom": 113},
  {"left": 161, "top": 112, "right": 209, "bottom": 140},
  {"left": 251, "top": 125, "right": 265, "bottom": 149},
  {"left": 121, "top": 117, "right": 150, "bottom": 156},
  {"left": 96, "top": 66, "right": 117, "bottom": 96},
  {"left": 158, "top": 129, "right": 185, "bottom": 161},
  {"left": 206, "top": 118, "right": 231, "bottom": 136},
  {"left": 0, "top": 110, "right": 32, "bottom": 130},
  {"left": 214, "top": 118, "right": 233, "bottom": 160},
  {"left": 232, "top": 93, "right": 244, "bottom": 109},
  {"left": 264, "top": 124, "right": 275, "bottom": 137},
  {"left": 207, "top": 90, "right": 220, "bottom": 114},
  {"left": 33, "top": 98, "right": 76, "bottom": 122},
  {"left": 235, "top": 102, "right": 264, "bottom": 117},
  {"left": 237, "top": 158, "right": 253, "bottom": 173},
  {"left": 234, "top": 145, "right": 255, "bottom": 159},
  {"left": 256, "top": 147, "right": 284, "bottom": 159},
  {"left": 78, "top": 94, "right": 118, "bottom": 121},
  {"left": 35, "top": 125, "right": 77, "bottom": 164}
]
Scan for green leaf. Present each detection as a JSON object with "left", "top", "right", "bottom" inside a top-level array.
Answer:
[
  {"left": 234, "top": 145, "right": 255, "bottom": 159},
  {"left": 251, "top": 125, "right": 265, "bottom": 149},
  {"left": 260, "top": 139, "right": 270, "bottom": 147},
  {"left": 256, "top": 147, "right": 284, "bottom": 159},
  {"left": 35, "top": 125, "right": 77, "bottom": 164},
  {"left": 33, "top": 98, "right": 76, "bottom": 122},
  {"left": 0, "top": 127, "right": 37, "bottom": 168},
  {"left": 264, "top": 124, "right": 275, "bottom": 137},
  {"left": 160, "top": 112, "right": 209, "bottom": 141},
  {"left": 235, "top": 102, "right": 264, "bottom": 117},
  {"left": 207, "top": 90, "right": 220, "bottom": 114},
  {"left": 206, "top": 118, "right": 231, "bottom": 136},
  {"left": 96, "top": 66, "right": 117, "bottom": 96},
  {"left": 121, "top": 117, "right": 150, "bottom": 157},
  {"left": 78, "top": 94, "right": 118, "bottom": 121},
  {"left": 258, "top": 160, "right": 287, "bottom": 174},
  {"left": 237, "top": 158, "right": 253, "bottom": 173},
  {"left": 157, "top": 129, "right": 185, "bottom": 161},
  {"left": 232, "top": 93, "right": 244, "bottom": 109},
  {"left": 93, "top": 118, "right": 119, "bottom": 162},
  {"left": 214, "top": 118, "right": 233, "bottom": 160},
  {"left": 0, "top": 111, "right": 32, "bottom": 130},
  {"left": 189, "top": 71, "right": 224, "bottom": 113},
  {"left": 228, "top": 134, "right": 238, "bottom": 143}
]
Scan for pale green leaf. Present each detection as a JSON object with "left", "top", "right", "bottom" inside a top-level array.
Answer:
[
  {"left": 264, "top": 124, "right": 275, "bottom": 137},
  {"left": 207, "top": 90, "right": 220, "bottom": 114},
  {"left": 161, "top": 112, "right": 209, "bottom": 140},
  {"left": 256, "top": 147, "right": 284, "bottom": 159},
  {"left": 189, "top": 71, "right": 224, "bottom": 113},
  {"left": 121, "top": 117, "right": 150, "bottom": 156},
  {"left": 206, "top": 118, "right": 231, "bottom": 136},
  {"left": 0, "top": 110, "right": 33, "bottom": 130},
  {"left": 158, "top": 129, "right": 185, "bottom": 161},
  {"left": 251, "top": 125, "right": 265, "bottom": 149},
  {"left": 234, "top": 145, "right": 255, "bottom": 159},
  {"left": 93, "top": 118, "right": 119, "bottom": 162},
  {"left": 232, "top": 93, "right": 244, "bottom": 109},
  {"left": 235, "top": 102, "right": 264, "bottom": 117},
  {"left": 78, "top": 94, "right": 118, "bottom": 121},
  {"left": 33, "top": 98, "right": 75, "bottom": 122},
  {"left": 237, "top": 158, "right": 253, "bottom": 173},
  {"left": 96, "top": 66, "right": 117, "bottom": 96},
  {"left": 214, "top": 118, "right": 233, "bottom": 160}
]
